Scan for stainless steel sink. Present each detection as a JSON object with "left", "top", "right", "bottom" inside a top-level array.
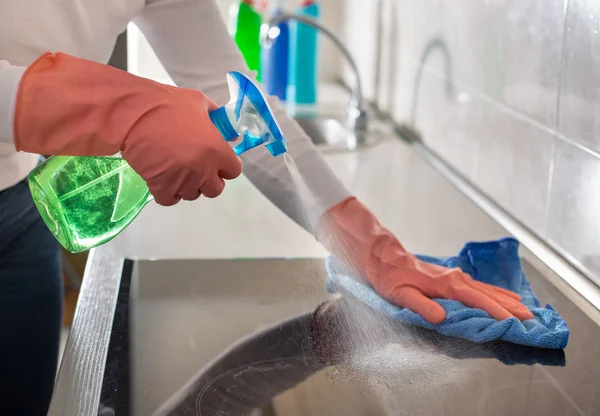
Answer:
[
  {"left": 294, "top": 117, "right": 349, "bottom": 147},
  {"left": 294, "top": 115, "right": 383, "bottom": 152}
]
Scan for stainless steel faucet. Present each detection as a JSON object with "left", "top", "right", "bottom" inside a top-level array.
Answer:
[{"left": 261, "top": 13, "right": 368, "bottom": 150}]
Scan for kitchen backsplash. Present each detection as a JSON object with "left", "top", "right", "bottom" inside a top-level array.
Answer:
[{"left": 340, "top": 0, "right": 600, "bottom": 285}]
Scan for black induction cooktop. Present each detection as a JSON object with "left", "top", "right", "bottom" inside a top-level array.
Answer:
[{"left": 96, "top": 258, "right": 600, "bottom": 416}]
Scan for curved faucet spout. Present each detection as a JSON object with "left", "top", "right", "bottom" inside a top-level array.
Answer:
[{"left": 262, "top": 13, "right": 368, "bottom": 149}]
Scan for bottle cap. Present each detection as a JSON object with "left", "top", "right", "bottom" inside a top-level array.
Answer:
[{"left": 258, "top": 0, "right": 271, "bottom": 11}]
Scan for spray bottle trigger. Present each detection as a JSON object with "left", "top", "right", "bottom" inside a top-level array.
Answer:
[{"left": 209, "top": 106, "right": 238, "bottom": 142}]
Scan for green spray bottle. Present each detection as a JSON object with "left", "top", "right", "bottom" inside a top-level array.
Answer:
[
  {"left": 228, "top": 0, "right": 263, "bottom": 79},
  {"left": 28, "top": 71, "right": 287, "bottom": 253}
]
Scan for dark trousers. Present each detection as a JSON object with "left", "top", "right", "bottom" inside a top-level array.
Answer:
[{"left": 0, "top": 178, "right": 63, "bottom": 416}]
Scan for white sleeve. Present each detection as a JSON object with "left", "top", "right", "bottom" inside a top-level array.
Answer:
[
  {"left": 133, "top": 0, "right": 351, "bottom": 233},
  {"left": 0, "top": 61, "right": 25, "bottom": 145}
]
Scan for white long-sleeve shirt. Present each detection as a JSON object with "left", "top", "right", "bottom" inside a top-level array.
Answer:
[{"left": 0, "top": 0, "right": 350, "bottom": 232}]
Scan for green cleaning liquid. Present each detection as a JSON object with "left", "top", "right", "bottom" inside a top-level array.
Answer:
[{"left": 28, "top": 156, "right": 152, "bottom": 253}]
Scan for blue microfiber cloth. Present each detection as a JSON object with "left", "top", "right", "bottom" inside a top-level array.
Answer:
[{"left": 325, "top": 237, "right": 569, "bottom": 349}]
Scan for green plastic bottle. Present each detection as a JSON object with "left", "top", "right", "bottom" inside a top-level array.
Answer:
[
  {"left": 29, "top": 156, "right": 152, "bottom": 253},
  {"left": 228, "top": 0, "right": 262, "bottom": 79},
  {"left": 28, "top": 71, "right": 288, "bottom": 253}
]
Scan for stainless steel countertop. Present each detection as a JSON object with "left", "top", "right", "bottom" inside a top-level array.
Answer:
[{"left": 48, "top": 105, "right": 600, "bottom": 415}]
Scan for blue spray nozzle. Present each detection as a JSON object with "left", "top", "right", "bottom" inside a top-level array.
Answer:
[{"left": 209, "top": 71, "right": 288, "bottom": 157}]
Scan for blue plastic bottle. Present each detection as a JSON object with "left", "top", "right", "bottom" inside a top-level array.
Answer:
[
  {"left": 287, "top": 0, "right": 320, "bottom": 105},
  {"left": 261, "top": 0, "right": 290, "bottom": 101}
]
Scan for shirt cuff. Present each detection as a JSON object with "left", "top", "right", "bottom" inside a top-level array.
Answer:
[{"left": 0, "top": 62, "right": 25, "bottom": 145}]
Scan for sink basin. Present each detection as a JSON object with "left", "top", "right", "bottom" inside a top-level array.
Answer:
[
  {"left": 293, "top": 114, "right": 384, "bottom": 152},
  {"left": 294, "top": 116, "right": 350, "bottom": 147}
]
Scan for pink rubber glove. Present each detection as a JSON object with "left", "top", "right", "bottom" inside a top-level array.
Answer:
[
  {"left": 316, "top": 197, "right": 535, "bottom": 325},
  {"left": 14, "top": 52, "right": 242, "bottom": 206}
]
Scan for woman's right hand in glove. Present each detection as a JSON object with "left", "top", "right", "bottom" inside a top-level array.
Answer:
[{"left": 13, "top": 52, "right": 242, "bottom": 205}]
